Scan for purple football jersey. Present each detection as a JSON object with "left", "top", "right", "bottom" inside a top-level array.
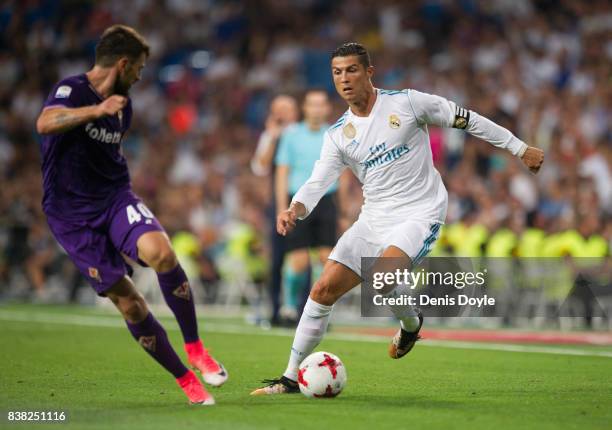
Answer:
[{"left": 40, "top": 74, "right": 133, "bottom": 220}]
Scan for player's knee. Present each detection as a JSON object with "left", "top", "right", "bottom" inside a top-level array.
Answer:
[
  {"left": 145, "top": 246, "right": 177, "bottom": 273},
  {"left": 310, "top": 278, "right": 338, "bottom": 306},
  {"left": 137, "top": 232, "right": 178, "bottom": 272},
  {"left": 155, "top": 248, "right": 177, "bottom": 273}
]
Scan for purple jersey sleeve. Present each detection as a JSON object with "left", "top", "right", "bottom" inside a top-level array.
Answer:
[{"left": 43, "top": 78, "right": 82, "bottom": 109}]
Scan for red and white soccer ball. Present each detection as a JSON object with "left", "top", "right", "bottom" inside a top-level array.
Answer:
[{"left": 298, "top": 351, "right": 347, "bottom": 398}]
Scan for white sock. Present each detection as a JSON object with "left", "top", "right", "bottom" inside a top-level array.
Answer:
[
  {"left": 283, "top": 298, "right": 333, "bottom": 381},
  {"left": 382, "top": 283, "right": 420, "bottom": 331}
]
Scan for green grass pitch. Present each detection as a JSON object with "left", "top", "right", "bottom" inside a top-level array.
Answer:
[{"left": 1, "top": 305, "right": 610, "bottom": 430}]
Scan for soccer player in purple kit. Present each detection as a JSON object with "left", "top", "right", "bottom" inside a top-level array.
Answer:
[{"left": 36, "top": 25, "right": 226, "bottom": 405}]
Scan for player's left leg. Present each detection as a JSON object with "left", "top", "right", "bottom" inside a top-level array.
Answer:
[
  {"left": 373, "top": 246, "right": 423, "bottom": 359},
  {"left": 380, "top": 221, "right": 442, "bottom": 359},
  {"left": 136, "top": 231, "right": 227, "bottom": 386},
  {"left": 105, "top": 275, "right": 214, "bottom": 405}
]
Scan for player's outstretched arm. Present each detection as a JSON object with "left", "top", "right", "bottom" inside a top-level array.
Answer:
[
  {"left": 36, "top": 95, "right": 127, "bottom": 135},
  {"left": 407, "top": 90, "right": 544, "bottom": 174}
]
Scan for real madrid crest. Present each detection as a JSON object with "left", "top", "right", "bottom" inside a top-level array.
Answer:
[
  {"left": 389, "top": 114, "right": 400, "bottom": 129},
  {"left": 343, "top": 123, "right": 356, "bottom": 139}
]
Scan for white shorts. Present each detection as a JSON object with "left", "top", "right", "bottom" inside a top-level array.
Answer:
[{"left": 328, "top": 217, "right": 442, "bottom": 277}]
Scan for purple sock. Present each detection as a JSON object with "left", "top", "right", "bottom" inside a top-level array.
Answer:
[
  {"left": 157, "top": 264, "right": 199, "bottom": 343},
  {"left": 126, "top": 313, "right": 188, "bottom": 378}
]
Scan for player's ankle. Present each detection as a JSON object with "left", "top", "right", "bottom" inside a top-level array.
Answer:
[
  {"left": 176, "top": 369, "right": 195, "bottom": 385},
  {"left": 282, "top": 371, "right": 298, "bottom": 382},
  {"left": 184, "top": 339, "right": 205, "bottom": 356},
  {"left": 400, "top": 316, "right": 420, "bottom": 332}
]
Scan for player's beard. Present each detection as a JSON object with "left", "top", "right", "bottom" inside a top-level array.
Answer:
[{"left": 113, "top": 73, "right": 131, "bottom": 96}]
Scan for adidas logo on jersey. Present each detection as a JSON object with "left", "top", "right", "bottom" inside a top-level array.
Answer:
[{"left": 85, "top": 123, "right": 122, "bottom": 144}]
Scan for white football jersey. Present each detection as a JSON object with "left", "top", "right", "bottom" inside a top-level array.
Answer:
[{"left": 292, "top": 88, "right": 527, "bottom": 229}]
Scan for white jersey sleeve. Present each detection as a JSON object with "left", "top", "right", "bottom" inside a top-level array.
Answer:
[
  {"left": 291, "top": 131, "right": 345, "bottom": 219},
  {"left": 407, "top": 90, "right": 527, "bottom": 156}
]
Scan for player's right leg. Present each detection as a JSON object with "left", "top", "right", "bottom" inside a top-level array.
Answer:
[
  {"left": 250, "top": 259, "right": 361, "bottom": 395},
  {"left": 382, "top": 221, "right": 442, "bottom": 359},
  {"left": 371, "top": 245, "right": 423, "bottom": 359},
  {"left": 105, "top": 277, "right": 214, "bottom": 405}
]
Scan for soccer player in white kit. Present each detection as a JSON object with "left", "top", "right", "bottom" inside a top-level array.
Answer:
[{"left": 251, "top": 43, "right": 544, "bottom": 395}]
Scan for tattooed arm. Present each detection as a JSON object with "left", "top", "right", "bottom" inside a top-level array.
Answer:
[{"left": 36, "top": 95, "right": 127, "bottom": 135}]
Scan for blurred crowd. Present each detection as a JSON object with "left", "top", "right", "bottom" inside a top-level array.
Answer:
[{"left": 0, "top": 0, "right": 610, "bottom": 302}]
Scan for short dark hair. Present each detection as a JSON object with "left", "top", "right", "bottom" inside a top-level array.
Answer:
[
  {"left": 95, "top": 25, "right": 150, "bottom": 67},
  {"left": 331, "top": 42, "right": 371, "bottom": 68}
]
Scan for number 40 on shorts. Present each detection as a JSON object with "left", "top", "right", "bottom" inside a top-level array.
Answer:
[{"left": 126, "top": 203, "right": 154, "bottom": 224}]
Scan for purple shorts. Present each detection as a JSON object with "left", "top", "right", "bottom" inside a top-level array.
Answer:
[{"left": 46, "top": 190, "right": 164, "bottom": 295}]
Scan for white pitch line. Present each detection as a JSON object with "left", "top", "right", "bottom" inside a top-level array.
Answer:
[
  {"left": 1, "top": 310, "right": 611, "bottom": 359},
  {"left": 419, "top": 339, "right": 612, "bottom": 358}
]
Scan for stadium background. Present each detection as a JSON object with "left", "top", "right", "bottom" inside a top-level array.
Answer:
[
  {"left": 0, "top": 0, "right": 610, "bottom": 327},
  {"left": 1, "top": 2, "right": 611, "bottom": 429}
]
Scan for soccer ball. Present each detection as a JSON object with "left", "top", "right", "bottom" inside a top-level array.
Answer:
[{"left": 298, "top": 351, "right": 347, "bottom": 398}]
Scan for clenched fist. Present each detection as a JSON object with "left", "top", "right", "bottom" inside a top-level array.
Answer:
[
  {"left": 521, "top": 146, "right": 544, "bottom": 174},
  {"left": 96, "top": 95, "right": 127, "bottom": 118}
]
